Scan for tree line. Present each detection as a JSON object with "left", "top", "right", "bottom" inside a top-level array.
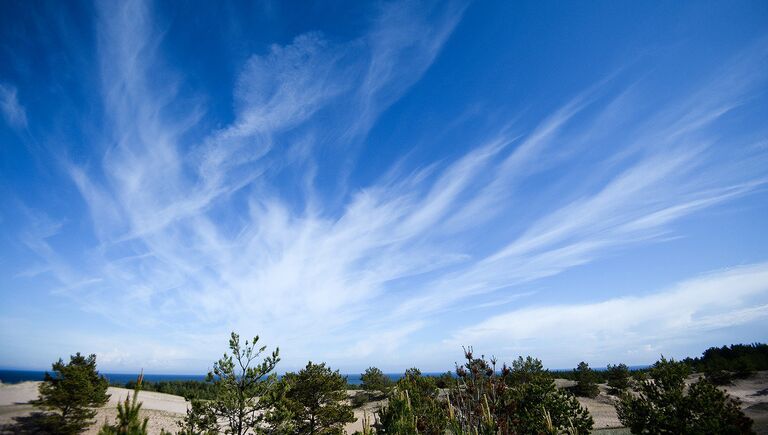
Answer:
[{"left": 20, "top": 334, "right": 760, "bottom": 434}]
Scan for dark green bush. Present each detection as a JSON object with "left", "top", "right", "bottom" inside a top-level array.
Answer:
[
  {"left": 376, "top": 368, "right": 447, "bottom": 435},
  {"left": 360, "top": 367, "right": 393, "bottom": 400},
  {"left": 98, "top": 377, "right": 149, "bottom": 435},
  {"left": 606, "top": 363, "right": 630, "bottom": 394},
  {"left": 446, "top": 350, "right": 593, "bottom": 435},
  {"left": 279, "top": 361, "right": 356, "bottom": 434},
  {"left": 572, "top": 361, "right": 599, "bottom": 398},
  {"left": 616, "top": 356, "right": 753, "bottom": 434},
  {"left": 684, "top": 343, "right": 767, "bottom": 385},
  {"left": 36, "top": 353, "right": 110, "bottom": 434}
]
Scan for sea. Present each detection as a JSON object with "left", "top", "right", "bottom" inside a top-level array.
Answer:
[
  {"left": 0, "top": 369, "right": 421, "bottom": 386},
  {"left": 0, "top": 367, "right": 649, "bottom": 386}
]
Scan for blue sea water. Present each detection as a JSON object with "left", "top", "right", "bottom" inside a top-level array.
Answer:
[
  {"left": 1, "top": 367, "right": 649, "bottom": 385},
  {"left": 0, "top": 370, "right": 207, "bottom": 385},
  {"left": 0, "top": 369, "right": 417, "bottom": 385}
]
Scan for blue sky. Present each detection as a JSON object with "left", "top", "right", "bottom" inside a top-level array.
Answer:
[{"left": 1, "top": 0, "right": 767, "bottom": 374}]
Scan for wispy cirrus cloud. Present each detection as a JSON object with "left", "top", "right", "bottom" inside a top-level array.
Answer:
[
  {"left": 6, "top": 0, "right": 768, "bottom": 372},
  {"left": 450, "top": 262, "right": 768, "bottom": 366},
  {"left": 0, "top": 82, "right": 27, "bottom": 129}
]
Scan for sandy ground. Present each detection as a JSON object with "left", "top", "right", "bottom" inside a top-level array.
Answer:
[
  {"left": 3, "top": 373, "right": 767, "bottom": 434},
  {"left": 723, "top": 371, "right": 768, "bottom": 434},
  {"left": 0, "top": 382, "right": 186, "bottom": 434},
  {"left": 344, "top": 391, "right": 385, "bottom": 434}
]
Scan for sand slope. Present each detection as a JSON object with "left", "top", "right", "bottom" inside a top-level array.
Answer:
[
  {"left": 2, "top": 372, "right": 767, "bottom": 434},
  {"left": 0, "top": 382, "right": 187, "bottom": 434}
]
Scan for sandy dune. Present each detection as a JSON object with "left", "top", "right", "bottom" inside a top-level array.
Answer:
[
  {"left": 2, "top": 372, "right": 767, "bottom": 434},
  {"left": 0, "top": 382, "right": 187, "bottom": 434}
]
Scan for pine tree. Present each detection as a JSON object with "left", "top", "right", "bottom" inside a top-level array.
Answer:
[
  {"left": 617, "top": 356, "right": 753, "bottom": 434},
  {"left": 98, "top": 373, "right": 149, "bottom": 435},
  {"left": 206, "top": 332, "right": 280, "bottom": 435},
  {"left": 360, "top": 367, "right": 392, "bottom": 399},
  {"left": 606, "top": 363, "right": 630, "bottom": 394},
  {"left": 36, "top": 353, "right": 110, "bottom": 434},
  {"left": 176, "top": 399, "right": 219, "bottom": 435},
  {"left": 280, "top": 361, "right": 355, "bottom": 434},
  {"left": 572, "top": 361, "right": 599, "bottom": 398}
]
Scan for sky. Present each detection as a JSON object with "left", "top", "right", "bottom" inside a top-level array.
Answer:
[{"left": 0, "top": 0, "right": 767, "bottom": 375}]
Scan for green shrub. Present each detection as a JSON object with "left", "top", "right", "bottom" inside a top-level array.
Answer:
[
  {"left": 36, "top": 353, "right": 110, "bottom": 434},
  {"left": 176, "top": 399, "right": 218, "bottom": 435},
  {"left": 206, "top": 332, "right": 281, "bottom": 435},
  {"left": 376, "top": 368, "right": 447, "bottom": 435},
  {"left": 98, "top": 375, "right": 148, "bottom": 435},
  {"left": 279, "top": 361, "right": 356, "bottom": 434},
  {"left": 616, "top": 356, "right": 753, "bottom": 434},
  {"left": 684, "top": 343, "right": 767, "bottom": 385},
  {"left": 572, "top": 361, "right": 599, "bottom": 398},
  {"left": 446, "top": 350, "right": 593, "bottom": 435},
  {"left": 116, "top": 380, "right": 217, "bottom": 400},
  {"left": 360, "top": 367, "right": 393, "bottom": 400},
  {"left": 606, "top": 363, "right": 630, "bottom": 394}
]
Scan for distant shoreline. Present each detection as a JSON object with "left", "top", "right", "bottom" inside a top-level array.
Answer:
[
  {"left": 0, "top": 369, "right": 434, "bottom": 386},
  {"left": 1, "top": 366, "right": 652, "bottom": 386}
]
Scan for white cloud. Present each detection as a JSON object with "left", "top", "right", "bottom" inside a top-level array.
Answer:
[
  {"left": 11, "top": 1, "right": 768, "bottom": 371},
  {"left": 450, "top": 263, "right": 768, "bottom": 365},
  {"left": 0, "top": 82, "right": 27, "bottom": 129}
]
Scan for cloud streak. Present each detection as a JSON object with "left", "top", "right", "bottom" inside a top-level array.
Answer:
[
  {"left": 451, "top": 262, "right": 768, "bottom": 365},
  {"left": 4, "top": 1, "right": 768, "bottom": 372},
  {"left": 0, "top": 82, "right": 27, "bottom": 129}
]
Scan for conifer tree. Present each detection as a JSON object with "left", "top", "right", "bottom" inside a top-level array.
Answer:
[
  {"left": 572, "top": 361, "right": 599, "bottom": 398},
  {"left": 360, "top": 367, "right": 392, "bottom": 399},
  {"left": 280, "top": 361, "right": 355, "bottom": 434},
  {"left": 617, "top": 356, "right": 753, "bottom": 434},
  {"left": 206, "top": 332, "right": 281, "bottom": 435},
  {"left": 606, "top": 363, "right": 630, "bottom": 394},
  {"left": 98, "top": 373, "right": 149, "bottom": 435},
  {"left": 36, "top": 352, "right": 110, "bottom": 434}
]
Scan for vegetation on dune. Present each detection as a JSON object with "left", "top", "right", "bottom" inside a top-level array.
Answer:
[
  {"left": 683, "top": 342, "right": 768, "bottom": 385},
  {"left": 176, "top": 399, "right": 219, "bottom": 435},
  {"left": 376, "top": 367, "right": 447, "bottom": 434},
  {"left": 605, "top": 363, "right": 631, "bottom": 394},
  {"left": 204, "top": 332, "right": 281, "bottom": 435},
  {"left": 376, "top": 350, "right": 593, "bottom": 434},
  {"left": 98, "top": 374, "right": 149, "bottom": 435},
  {"left": 571, "top": 361, "right": 599, "bottom": 398},
  {"left": 35, "top": 352, "right": 110, "bottom": 434},
  {"left": 279, "top": 361, "right": 356, "bottom": 434},
  {"left": 18, "top": 337, "right": 764, "bottom": 434},
  {"left": 616, "top": 356, "right": 754, "bottom": 434},
  {"left": 116, "top": 380, "right": 217, "bottom": 400},
  {"left": 360, "top": 367, "right": 394, "bottom": 401}
]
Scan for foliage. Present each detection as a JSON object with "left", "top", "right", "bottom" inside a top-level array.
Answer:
[
  {"left": 446, "top": 350, "right": 593, "bottom": 435},
  {"left": 376, "top": 368, "right": 447, "bottom": 435},
  {"left": 98, "top": 374, "right": 149, "bottom": 435},
  {"left": 606, "top": 363, "right": 630, "bottom": 394},
  {"left": 116, "top": 380, "right": 217, "bottom": 400},
  {"left": 616, "top": 356, "right": 754, "bottom": 434},
  {"left": 448, "top": 349, "right": 513, "bottom": 434},
  {"left": 36, "top": 352, "right": 110, "bottom": 434},
  {"left": 506, "top": 356, "right": 592, "bottom": 434},
  {"left": 683, "top": 343, "right": 767, "bottom": 385},
  {"left": 434, "top": 371, "right": 456, "bottom": 389},
  {"left": 206, "top": 332, "right": 281, "bottom": 435},
  {"left": 279, "top": 361, "right": 355, "bottom": 434},
  {"left": 176, "top": 399, "right": 219, "bottom": 435},
  {"left": 571, "top": 362, "right": 599, "bottom": 398},
  {"left": 360, "top": 367, "right": 393, "bottom": 400}
]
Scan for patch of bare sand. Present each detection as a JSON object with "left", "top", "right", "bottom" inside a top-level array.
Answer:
[
  {"left": 721, "top": 371, "right": 768, "bottom": 434},
  {"left": 0, "top": 382, "right": 187, "bottom": 434},
  {"left": 344, "top": 391, "right": 386, "bottom": 434}
]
